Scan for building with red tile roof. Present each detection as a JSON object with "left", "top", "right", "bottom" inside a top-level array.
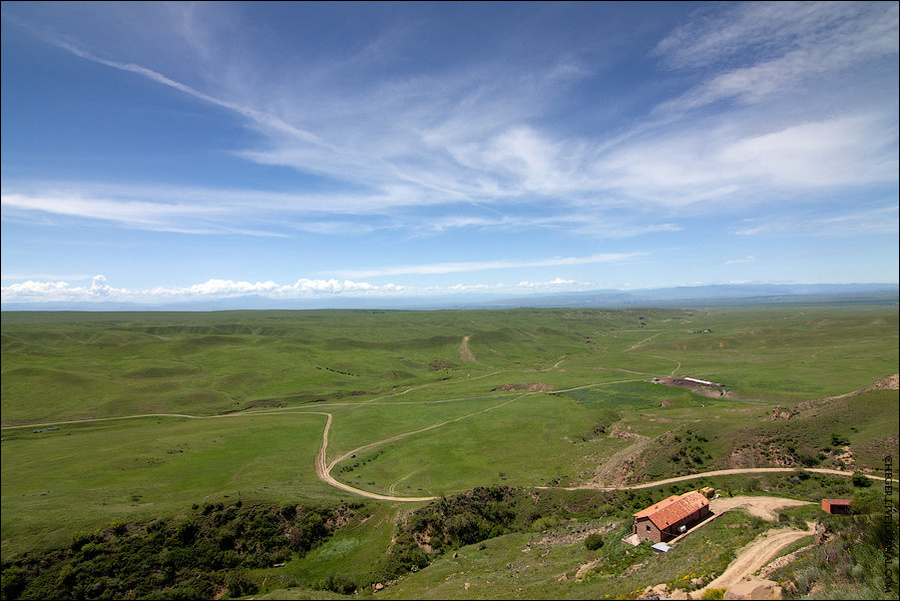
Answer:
[{"left": 633, "top": 490, "right": 711, "bottom": 543}]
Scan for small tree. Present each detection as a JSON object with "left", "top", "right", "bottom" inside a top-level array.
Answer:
[
  {"left": 226, "top": 569, "right": 257, "bottom": 598},
  {"left": 585, "top": 533, "right": 604, "bottom": 551},
  {"left": 852, "top": 472, "right": 873, "bottom": 488}
]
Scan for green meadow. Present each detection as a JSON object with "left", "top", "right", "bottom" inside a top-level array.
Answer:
[{"left": 2, "top": 303, "right": 897, "bottom": 598}]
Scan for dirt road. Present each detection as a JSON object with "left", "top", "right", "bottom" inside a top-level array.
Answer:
[
  {"left": 691, "top": 522, "right": 815, "bottom": 598},
  {"left": 573, "top": 467, "right": 896, "bottom": 491},
  {"left": 10, "top": 373, "right": 895, "bottom": 505},
  {"left": 459, "top": 335, "right": 475, "bottom": 361},
  {"left": 314, "top": 392, "right": 538, "bottom": 502},
  {"left": 709, "top": 495, "right": 814, "bottom": 521},
  {"left": 314, "top": 411, "right": 438, "bottom": 502}
]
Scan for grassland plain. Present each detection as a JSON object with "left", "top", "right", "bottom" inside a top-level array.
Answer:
[{"left": 1, "top": 303, "right": 898, "bottom": 599}]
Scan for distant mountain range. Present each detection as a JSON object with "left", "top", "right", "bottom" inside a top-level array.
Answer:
[
  {"left": 2, "top": 283, "right": 897, "bottom": 312},
  {"left": 478, "top": 283, "right": 900, "bottom": 310}
]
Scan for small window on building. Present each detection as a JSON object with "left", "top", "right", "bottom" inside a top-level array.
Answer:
[{"left": 646, "top": 525, "right": 651, "bottom": 531}]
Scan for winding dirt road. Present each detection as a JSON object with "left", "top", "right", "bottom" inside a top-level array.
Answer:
[
  {"left": 313, "top": 412, "right": 438, "bottom": 502},
  {"left": 8, "top": 371, "right": 896, "bottom": 505},
  {"left": 690, "top": 522, "right": 815, "bottom": 599},
  {"left": 571, "top": 467, "right": 896, "bottom": 491},
  {"left": 313, "top": 391, "right": 540, "bottom": 502}
]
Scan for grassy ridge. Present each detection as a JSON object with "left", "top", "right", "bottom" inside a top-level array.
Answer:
[
  {"left": 2, "top": 304, "right": 897, "bottom": 598},
  {"left": 1, "top": 414, "right": 331, "bottom": 557}
]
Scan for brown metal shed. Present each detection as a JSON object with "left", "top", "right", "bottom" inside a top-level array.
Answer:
[{"left": 821, "top": 499, "right": 852, "bottom": 514}]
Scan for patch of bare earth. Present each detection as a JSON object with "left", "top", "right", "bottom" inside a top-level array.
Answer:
[
  {"left": 690, "top": 523, "right": 814, "bottom": 599},
  {"left": 709, "top": 495, "right": 814, "bottom": 521},
  {"left": 726, "top": 441, "right": 800, "bottom": 469},
  {"left": 534, "top": 521, "right": 615, "bottom": 548},
  {"left": 579, "top": 435, "right": 652, "bottom": 487},
  {"left": 869, "top": 373, "right": 899, "bottom": 390},
  {"left": 491, "top": 383, "right": 552, "bottom": 392},
  {"left": 795, "top": 373, "right": 899, "bottom": 412},
  {"left": 652, "top": 376, "right": 734, "bottom": 399},
  {"left": 459, "top": 336, "right": 475, "bottom": 361}
]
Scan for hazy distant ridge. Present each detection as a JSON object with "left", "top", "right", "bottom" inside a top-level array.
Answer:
[{"left": 2, "top": 283, "right": 896, "bottom": 312}]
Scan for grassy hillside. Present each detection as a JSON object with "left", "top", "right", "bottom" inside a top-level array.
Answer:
[{"left": 1, "top": 304, "right": 897, "bottom": 598}]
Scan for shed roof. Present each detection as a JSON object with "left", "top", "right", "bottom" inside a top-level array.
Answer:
[
  {"left": 633, "top": 491, "right": 709, "bottom": 530},
  {"left": 822, "top": 499, "right": 852, "bottom": 506}
]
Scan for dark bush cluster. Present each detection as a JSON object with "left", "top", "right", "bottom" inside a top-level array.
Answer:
[
  {"left": 668, "top": 429, "right": 712, "bottom": 469},
  {"left": 375, "top": 485, "right": 638, "bottom": 582},
  {"left": 1, "top": 501, "right": 351, "bottom": 600},
  {"left": 776, "top": 501, "right": 899, "bottom": 599}
]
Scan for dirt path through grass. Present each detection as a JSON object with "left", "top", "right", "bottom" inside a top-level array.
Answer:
[
  {"left": 459, "top": 335, "right": 475, "bottom": 361},
  {"left": 9, "top": 375, "right": 895, "bottom": 504},
  {"left": 709, "top": 495, "right": 814, "bottom": 521},
  {"left": 575, "top": 467, "right": 897, "bottom": 490},
  {"left": 624, "top": 332, "right": 663, "bottom": 352},
  {"left": 690, "top": 522, "right": 815, "bottom": 598},
  {"left": 315, "top": 411, "right": 438, "bottom": 502},
  {"left": 317, "top": 392, "right": 540, "bottom": 501}
]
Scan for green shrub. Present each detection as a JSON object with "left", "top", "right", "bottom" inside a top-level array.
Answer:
[
  {"left": 700, "top": 588, "right": 725, "bottom": 600},
  {"left": 585, "top": 533, "right": 604, "bottom": 551},
  {"left": 322, "top": 573, "right": 357, "bottom": 595},
  {"left": 852, "top": 472, "right": 873, "bottom": 487},
  {"left": 225, "top": 569, "right": 257, "bottom": 598},
  {"left": 831, "top": 433, "right": 850, "bottom": 446},
  {"left": 3, "top": 500, "right": 349, "bottom": 600},
  {"left": 1, "top": 565, "right": 27, "bottom": 600}
]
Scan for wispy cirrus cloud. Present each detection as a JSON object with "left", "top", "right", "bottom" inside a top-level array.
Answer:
[
  {"left": 1, "top": 2, "right": 896, "bottom": 301},
  {"left": 334, "top": 253, "right": 641, "bottom": 278},
  {"left": 3, "top": 0, "right": 896, "bottom": 235},
  {"left": 723, "top": 256, "right": 756, "bottom": 265},
  {"left": 597, "top": 112, "right": 898, "bottom": 208},
  {"left": 17, "top": 19, "right": 326, "bottom": 146},
  {"left": 0, "top": 184, "right": 426, "bottom": 235},
  {"left": 606, "top": 1, "right": 899, "bottom": 207},
  {"left": 654, "top": 1, "right": 898, "bottom": 111},
  {"left": 734, "top": 204, "right": 899, "bottom": 237}
]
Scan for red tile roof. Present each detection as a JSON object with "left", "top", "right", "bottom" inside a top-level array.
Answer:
[
  {"left": 633, "top": 495, "right": 681, "bottom": 519},
  {"left": 633, "top": 491, "right": 709, "bottom": 530}
]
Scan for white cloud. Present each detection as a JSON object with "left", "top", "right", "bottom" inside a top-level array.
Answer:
[
  {"left": 37, "top": 31, "right": 326, "bottom": 146},
  {"left": 0, "top": 276, "right": 405, "bottom": 304},
  {"left": 2, "top": 1, "right": 896, "bottom": 252},
  {"left": 596, "top": 112, "right": 898, "bottom": 207},
  {"left": 0, "top": 274, "right": 599, "bottom": 305},
  {"left": 0, "top": 187, "right": 402, "bottom": 235},
  {"left": 1, "top": 192, "right": 226, "bottom": 230},
  {"left": 655, "top": 2, "right": 898, "bottom": 111},
  {"left": 734, "top": 204, "right": 899, "bottom": 236},
  {"left": 335, "top": 253, "right": 640, "bottom": 278},
  {"left": 723, "top": 256, "right": 756, "bottom": 265},
  {"left": 517, "top": 277, "right": 589, "bottom": 290},
  {"left": 717, "top": 116, "right": 898, "bottom": 187}
]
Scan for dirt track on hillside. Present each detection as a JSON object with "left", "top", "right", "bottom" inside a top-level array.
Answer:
[
  {"left": 459, "top": 335, "right": 475, "bottom": 361},
  {"left": 314, "top": 412, "right": 438, "bottom": 502},
  {"left": 9, "top": 370, "right": 896, "bottom": 503},
  {"left": 691, "top": 523, "right": 815, "bottom": 598},
  {"left": 709, "top": 495, "right": 814, "bottom": 520},
  {"left": 572, "top": 467, "right": 896, "bottom": 492},
  {"left": 314, "top": 391, "right": 539, "bottom": 502}
]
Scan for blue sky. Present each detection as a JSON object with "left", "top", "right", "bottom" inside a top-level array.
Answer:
[{"left": 2, "top": 1, "right": 897, "bottom": 306}]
